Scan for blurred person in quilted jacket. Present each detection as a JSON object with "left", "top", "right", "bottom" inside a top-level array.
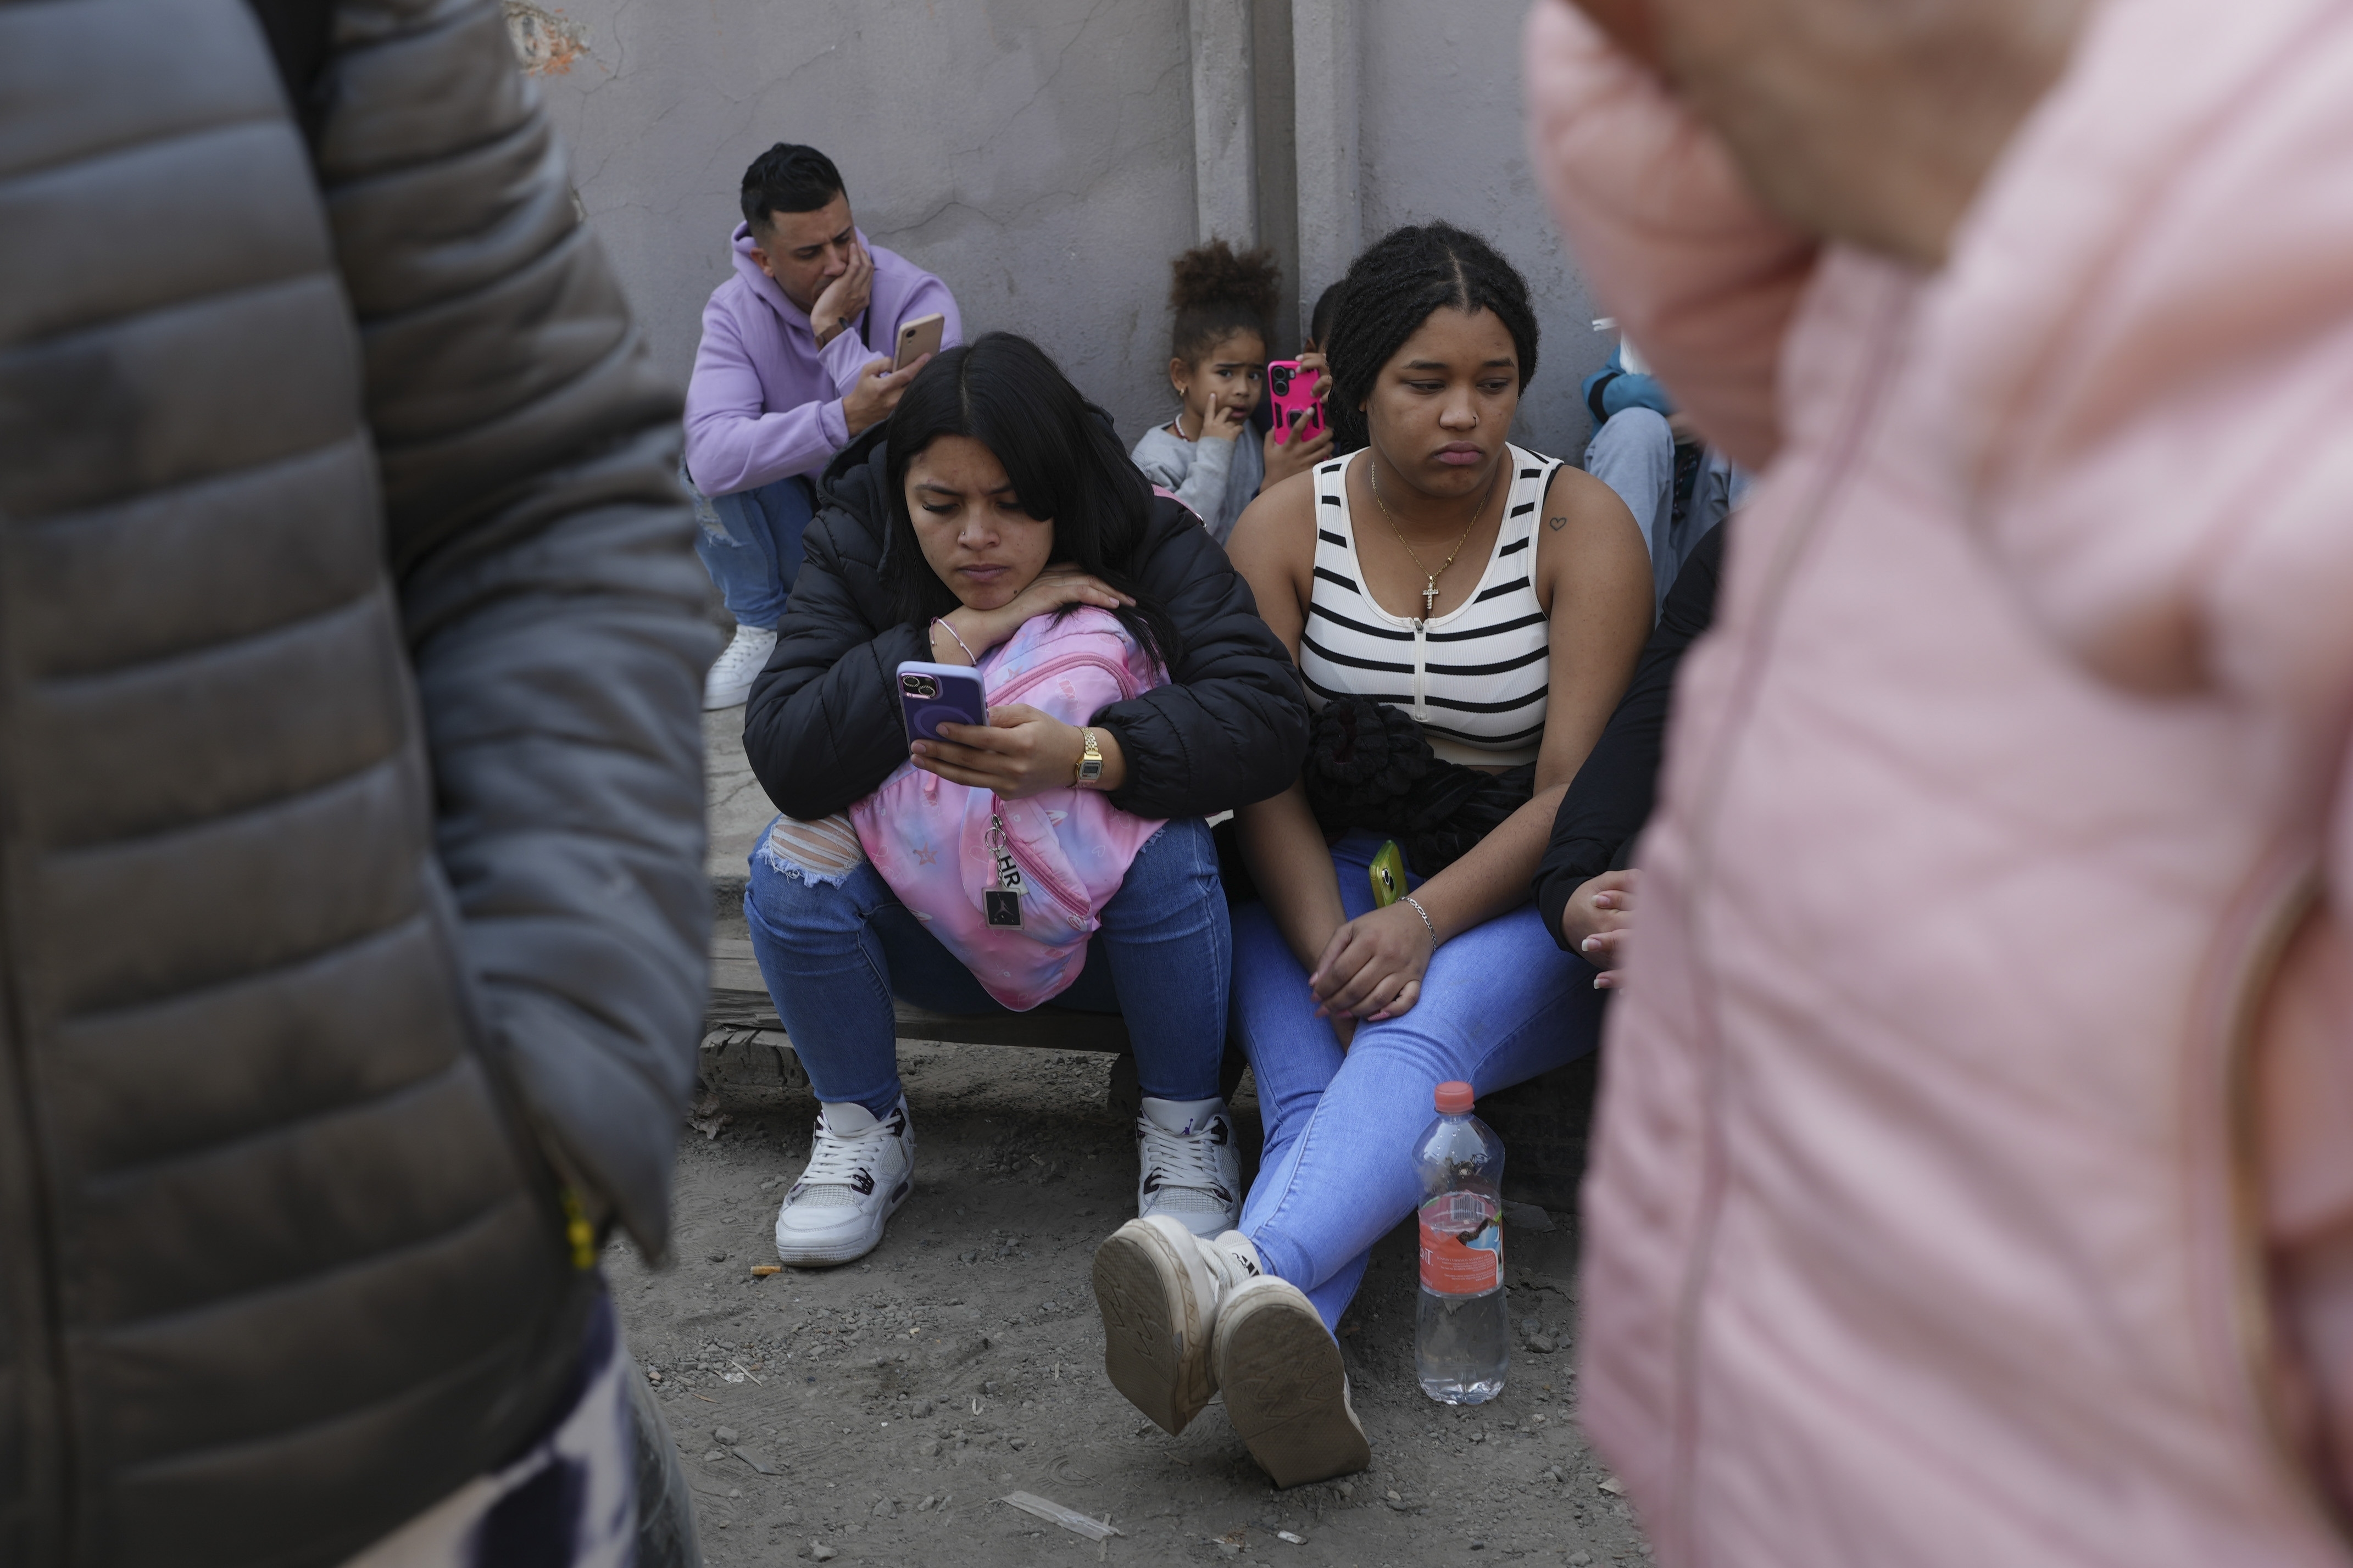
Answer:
[
  {"left": 1527, "top": 0, "right": 2353, "bottom": 1564},
  {"left": 0, "top": 0, "right": 713, "bottom": 1560}
]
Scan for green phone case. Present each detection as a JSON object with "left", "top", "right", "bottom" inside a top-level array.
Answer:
[{"left": 1368, "top": 840, "right": 1408, "bottom": 908}]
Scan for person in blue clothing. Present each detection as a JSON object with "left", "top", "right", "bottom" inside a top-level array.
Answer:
[{"left": 1581, "top": 336, "right": 1744, "bottom": 615}]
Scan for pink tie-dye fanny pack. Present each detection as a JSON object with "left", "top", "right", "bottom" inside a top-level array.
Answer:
[{"left": 850, "top": 606, "right": 1168, "bottom": 1010}]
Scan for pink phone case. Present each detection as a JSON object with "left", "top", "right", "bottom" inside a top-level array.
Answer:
[{"left": 1267, "top": 360, "right": 1326, "bottom": 445}]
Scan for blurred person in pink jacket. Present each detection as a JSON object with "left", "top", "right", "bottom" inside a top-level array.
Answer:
[{"left": 1525, "top": 0, "right": 2353, "bottom": 1564}]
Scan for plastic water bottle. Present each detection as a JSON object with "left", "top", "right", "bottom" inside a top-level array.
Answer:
[{"left": 1414, "top": 1080, "right": 1508, "bottom": 1404}]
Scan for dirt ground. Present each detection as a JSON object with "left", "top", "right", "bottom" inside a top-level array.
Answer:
[{"left": 607, "top": 1031, "right": 1653, "bottom": 1567}]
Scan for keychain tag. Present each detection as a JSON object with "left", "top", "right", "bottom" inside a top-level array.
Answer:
[{"left": 984, "top": 813, "right": 1025, "bottom": 928}]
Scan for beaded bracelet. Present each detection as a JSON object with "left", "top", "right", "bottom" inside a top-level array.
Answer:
[{"left": 931, "top": 616, "right": 978, "bottom": 665}]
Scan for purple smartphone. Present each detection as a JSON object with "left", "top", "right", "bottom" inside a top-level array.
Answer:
[
  {"left": 896, "top": 661, "right": 989, "bottom": 745},
  {"left": 1267, "top": 360, "right": 1326, "bottom": 445}
]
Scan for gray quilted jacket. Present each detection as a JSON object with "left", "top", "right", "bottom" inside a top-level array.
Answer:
[{"left": 0, "top": 0, "right": 715, "bottom": 1560}]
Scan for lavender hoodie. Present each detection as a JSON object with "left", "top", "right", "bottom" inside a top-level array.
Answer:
[{"left": 683, "top": 222, "right": 961, "bottom": 496}]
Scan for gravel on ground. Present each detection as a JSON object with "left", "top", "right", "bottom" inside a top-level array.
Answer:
[{"left": 610, "top": 1034, "right": 1652, "bottom": 1567}]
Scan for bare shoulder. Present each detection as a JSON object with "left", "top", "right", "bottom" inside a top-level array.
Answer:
[
  {"left": 1533, "top": 459, "right": 1650, "bottom": 605},
  {"left": 1538, "top": 462, "right": 1637, "bottom": 537},
  {"left": 1226, "top": 462, "right": 1327, "bottom": 585}
]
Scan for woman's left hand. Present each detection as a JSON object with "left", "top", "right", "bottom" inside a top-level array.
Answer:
[
  {"left": 914, "top": 705, "right": 1119, "bottom": 799},
  {"left": 1308, "top": 900, "right": 1436, "bottom": 1025}
]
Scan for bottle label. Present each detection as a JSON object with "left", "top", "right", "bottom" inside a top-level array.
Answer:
[{"left": 1418, "top": 1191, "right": 1503, "bottom": 1295}]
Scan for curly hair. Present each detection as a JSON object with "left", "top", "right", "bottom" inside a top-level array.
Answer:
[
  {"left": 1321, "top": 222, "right": 1539, "bottom": 455},
  {"left": 1166, "top": 239, "right": 1282, "bottom": 365}
]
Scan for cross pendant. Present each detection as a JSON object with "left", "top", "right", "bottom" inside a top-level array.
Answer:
[{"left": 1422, "top": 577, "right": 1439, "bottom": 616}]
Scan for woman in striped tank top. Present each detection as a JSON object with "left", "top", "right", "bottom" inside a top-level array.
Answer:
[{"left": 1091, "top": 224, "right": 1654, "bottom": 1486}]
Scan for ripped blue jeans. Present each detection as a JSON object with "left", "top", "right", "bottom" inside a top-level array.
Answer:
[{"left": 744, "top": 816, "right": 1230, "bottom": 1117}]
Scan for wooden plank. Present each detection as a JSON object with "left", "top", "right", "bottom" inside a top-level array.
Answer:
[{"left": 708, "top": 939, "right": 1130, "bottom": 1053}]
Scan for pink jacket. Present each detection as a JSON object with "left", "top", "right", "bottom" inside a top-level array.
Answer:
[
  {"left": 850, "top": 608, "right": 1166, "bottom": 1010},
  {"left": 1527, "top": 3, "right": 2353, "bottom": 1565}
]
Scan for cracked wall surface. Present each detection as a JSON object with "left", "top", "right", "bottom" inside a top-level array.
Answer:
[
  {"left": 526, "top": 0, "right": 1609, "bottom": 459},
  {"left": 527, "top": 0, "right": 1197, "bottom": 444}
]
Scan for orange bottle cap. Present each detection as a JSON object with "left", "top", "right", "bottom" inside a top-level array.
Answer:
[{"left": 1434, "top": 1081, "right": 1474, "bottom": 1115}]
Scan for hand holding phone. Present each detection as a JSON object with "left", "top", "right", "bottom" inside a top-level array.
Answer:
[
  {"left": 896, "top": 661, "right": 989, "bottom": 746},
  {"left": 1267, "top": 359, "right": 1327, "bottom": 445},
  {"left": 893, "top": 312, "right": 946, "bottom": 372}
]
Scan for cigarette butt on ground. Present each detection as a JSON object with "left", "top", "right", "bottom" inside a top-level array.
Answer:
[{"left": 751, "top": 1264, "right": 781, "bottom": 1276}]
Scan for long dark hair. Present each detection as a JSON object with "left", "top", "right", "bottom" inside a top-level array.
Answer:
[
  {"left": 882, "top": 333, "right": 1180, "bottom": 669},
  {"left": 1323, "top": 222, "right": 1540, "bottom": 456}
]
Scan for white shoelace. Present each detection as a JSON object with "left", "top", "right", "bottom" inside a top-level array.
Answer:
[
  {"left": 1138, "top": 1119, "right": 1230, "bottom": 1215},
  {"left": 794, "top": 1120, "right": 892, "bottom": 1209},
  {"left": 710, "top": 627, "right": 775, "bottom": 683}
]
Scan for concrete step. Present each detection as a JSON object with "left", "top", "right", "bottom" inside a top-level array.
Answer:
[
  {"left": 707, "top": 936, "right": 1132, "bottom": 1053},
  {"left": 704, "top": 705, "right": 765, "bottom": 922}
]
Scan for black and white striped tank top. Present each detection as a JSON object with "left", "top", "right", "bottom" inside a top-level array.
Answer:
[{"left": 1298, "top": 445, "right": 1561, "bottom": 767}]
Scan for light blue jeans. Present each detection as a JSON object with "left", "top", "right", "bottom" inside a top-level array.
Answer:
[
  {"left": 746, "top": 816, "right": 1230, "bottom": 1117},
  {"left": 688, "top": 470, "right": 816, "bottom": 630},
  {"left": 1584, "top": 408, "right": 1745, "bottom": 618},
  {"left": 1232, "top": 832, "right": 1605, "bottom": 1331}
]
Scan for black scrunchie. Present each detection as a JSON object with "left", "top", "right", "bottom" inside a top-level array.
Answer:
[{"left": 1301, "top": 695, "right": 1534, "bottom": 875}]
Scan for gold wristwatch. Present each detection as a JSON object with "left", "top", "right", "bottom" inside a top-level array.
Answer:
[{"left": 1073, "top": 727, "right": 1104, "bottom": 786}]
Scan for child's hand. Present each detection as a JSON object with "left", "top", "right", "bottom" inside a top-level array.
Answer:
[
  {"left": 1200, "top": 400, "right": 1249, "bottom": 443},
  {"left": 1261, "top": 405, "right": 1335, "bottom": 488}
]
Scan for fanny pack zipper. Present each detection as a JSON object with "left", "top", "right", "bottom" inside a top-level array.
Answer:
[{"left": 975, "top": 643, "right": 1147, "bottom": 927}]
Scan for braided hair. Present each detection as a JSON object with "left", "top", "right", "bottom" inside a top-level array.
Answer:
[
  {"left": 1322, "top": 222, "right": 1539, "bottom": 456},
  {"left": 1167, "top": 239, "right": 1282, "bottom": 364}
]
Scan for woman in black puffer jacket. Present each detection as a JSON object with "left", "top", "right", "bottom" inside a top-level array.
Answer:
[{"left": 739, "top": 333, "right": 1308, "bottom": 1270}]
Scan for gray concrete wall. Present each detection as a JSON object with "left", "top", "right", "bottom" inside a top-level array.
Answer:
[
  {"left": 515, "top": 0, "right": 1607, "bottom": 460},
  {"left": 519, "top": 0, "right": 1200, "bottom": 443},
  {"left": 1354, "top": 2, "right": 1607, "bottom": 457}
]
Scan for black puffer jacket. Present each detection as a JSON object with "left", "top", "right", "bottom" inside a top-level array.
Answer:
[
  {"left": 744, "top": 426, "right": 1309, "bottom": 822},
  {"left": 0, "top": 0, "right": 713, "bottom": 1562}
]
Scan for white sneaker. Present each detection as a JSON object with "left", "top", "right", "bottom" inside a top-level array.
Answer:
[
  {"left": 703, "top": 622, "right": 777, "bottom": 710},
  {"left": 1214, "top": 1276, "right": 1372, "bottom": 1487},
  {"left": 1091, "top": 1218, "right": 1261, "bottom": 1434},
  {"left": 1134, "top": 1096, "right": 1242, "bottom": 1236},
  {"left": 774, "top": 1097, "right": 914, "bottom": 1267}
]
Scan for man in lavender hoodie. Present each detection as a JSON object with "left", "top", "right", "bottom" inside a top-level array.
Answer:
[{"left": 685, "top": 143, "right": 962, "bottom": 707}]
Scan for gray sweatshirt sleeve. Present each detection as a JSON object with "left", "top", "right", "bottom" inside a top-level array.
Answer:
[{"left": 1131, "top": 423, "right": 1238, "bottom": 532}]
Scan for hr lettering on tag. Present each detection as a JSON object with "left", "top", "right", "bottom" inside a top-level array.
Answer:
[{"left": 985, "top": 813, "right": 1024, "bottom": 928}]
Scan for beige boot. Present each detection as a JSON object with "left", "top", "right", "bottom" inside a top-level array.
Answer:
[{"left": 1212, "top": 1276, "right": 1372, "bottom": 1488}]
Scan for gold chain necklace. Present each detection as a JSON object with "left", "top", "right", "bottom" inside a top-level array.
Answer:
[{"left": 1367, "top": 451, "right": 1503, "bottom": 620}]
